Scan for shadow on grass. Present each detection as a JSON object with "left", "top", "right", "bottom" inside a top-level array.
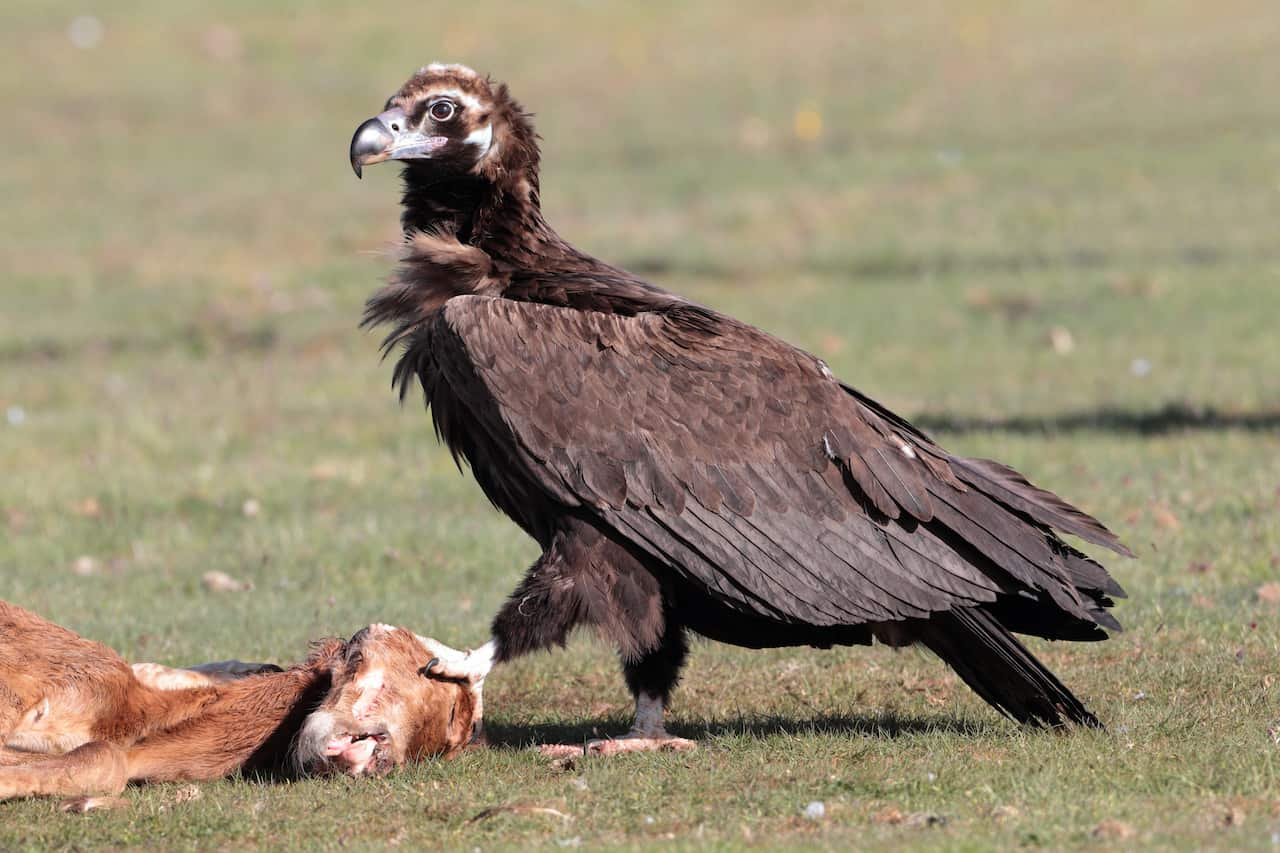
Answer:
[
  {"left": 484, "top": 711, "right": 992, "bottom": 750},
  {"left": 622, "top": 241, "right": 1274, "bottom": 281},
  {"left": 913, "top": 402, "right": 1280, "bottom": 436}
]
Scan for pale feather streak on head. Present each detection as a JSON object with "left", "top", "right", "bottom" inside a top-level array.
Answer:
[
  {"left": 429, "top": 87, "right": 483, "bottom": 112},
  {"left": 465, "top": 123, "right": 494, "bottom": 157}
]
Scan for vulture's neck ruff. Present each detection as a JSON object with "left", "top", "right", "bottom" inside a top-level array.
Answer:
[
  {"left": 369, "top": 66, "right": 577, "bottom": 273},
  {"left": 397, "top": 162, "right": 571, "bottom": 271}
]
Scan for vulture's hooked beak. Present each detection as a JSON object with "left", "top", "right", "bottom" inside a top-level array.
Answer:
[{"left": 349, "top": 107, "right": 447, "bottom": 178}]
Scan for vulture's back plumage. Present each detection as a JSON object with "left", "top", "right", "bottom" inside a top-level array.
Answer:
[{"left": 353, "top": 64, "right": 1129, "bottom": 732}]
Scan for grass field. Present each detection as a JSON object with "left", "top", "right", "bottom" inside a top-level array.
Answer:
[{"left": 3, "top": 1, "right": 1280, "bottom": 849}]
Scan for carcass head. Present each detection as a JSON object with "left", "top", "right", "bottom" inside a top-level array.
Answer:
[{"left": 293, "top": 624, "right": 480, "bottom": 777}]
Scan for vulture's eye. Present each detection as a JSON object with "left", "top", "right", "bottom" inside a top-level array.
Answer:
[{"left": 429, "top": 101, "right": 456, "bottom": 122}]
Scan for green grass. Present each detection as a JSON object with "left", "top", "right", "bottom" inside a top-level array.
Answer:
[{"left": 3, "top": 1, "right": 1280, "bottom": 849}]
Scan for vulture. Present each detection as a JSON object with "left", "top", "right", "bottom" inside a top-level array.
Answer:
[{"left": 349, "top": 64, "right": 1130, "bottom": 751}]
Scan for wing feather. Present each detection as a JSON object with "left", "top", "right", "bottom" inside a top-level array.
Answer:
[{"left": 953, "top": 457, "right": 1134, "bottom": 557}]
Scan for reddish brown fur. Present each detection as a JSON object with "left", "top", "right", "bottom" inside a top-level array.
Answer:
[{"left": 0, "top": 602, "right": 478, "bottom": 805}]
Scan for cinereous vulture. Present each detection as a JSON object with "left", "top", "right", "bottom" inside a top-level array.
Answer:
[{"left": 349, "top": 64, "right": 1129, "bottom": 753}]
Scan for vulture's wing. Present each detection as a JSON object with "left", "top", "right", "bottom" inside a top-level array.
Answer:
[{"left": 411, "top": 294, "right": 1125, "bottom": 631}]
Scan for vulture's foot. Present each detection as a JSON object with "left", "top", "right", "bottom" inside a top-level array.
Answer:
[
  {"left": 586, "top": 732, "right": 697, "bottom": 755},
  {"left": 537, "top": 733, "right": 696, "bottom": 758},
  {"left": 538, "top": 693, "right": 695, "bottom": 757}
]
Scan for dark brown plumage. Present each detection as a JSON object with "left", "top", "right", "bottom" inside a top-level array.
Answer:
[{"left": 351, "top": 65, "right": 1130, "bottom": 739}]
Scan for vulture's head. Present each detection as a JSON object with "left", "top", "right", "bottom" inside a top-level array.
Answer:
[{"left": 349, "top": 63, "right": 537, "bottom": 188}]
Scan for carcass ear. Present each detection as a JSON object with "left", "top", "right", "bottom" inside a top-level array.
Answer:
[
  {"left": 306, "top": 638, "right": 346, "bottom": 667},
  {"left": 443, "top": 685, "right": 482, "bottom": 756}
]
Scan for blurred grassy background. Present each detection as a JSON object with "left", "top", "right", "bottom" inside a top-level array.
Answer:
[{"left": 2, "top": 1, "right": 1279, "bottom": 849}]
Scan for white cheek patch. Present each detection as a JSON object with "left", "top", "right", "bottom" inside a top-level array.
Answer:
[
  {"left": 351, "top": 668, "right": 385, "bottom": 719},
  {"left": 464, "top": 123, "right": 493, "bottom": 156}
]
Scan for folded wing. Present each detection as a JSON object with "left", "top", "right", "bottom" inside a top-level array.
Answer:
[{"left": 407, "top": 294, "right": 1126, "bottom": 637}]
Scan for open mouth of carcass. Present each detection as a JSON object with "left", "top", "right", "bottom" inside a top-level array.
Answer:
[{"left": 321, "top": 730, "right": 390, "bottom": 776}]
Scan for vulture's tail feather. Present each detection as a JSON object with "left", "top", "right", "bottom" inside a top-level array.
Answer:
[{"left": 918, "top": 607, "right": 1101, "bottom": 728}]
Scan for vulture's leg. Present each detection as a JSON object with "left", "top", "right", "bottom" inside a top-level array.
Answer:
[
  {"left": 418, "top": 530, "right": 592, "bottom": 685},
  {"left": 423, "top": 523, "right": 696, "bottom": 756},
  {"left": 586, "top": 621, "right": 695, "bottom": 755}
]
